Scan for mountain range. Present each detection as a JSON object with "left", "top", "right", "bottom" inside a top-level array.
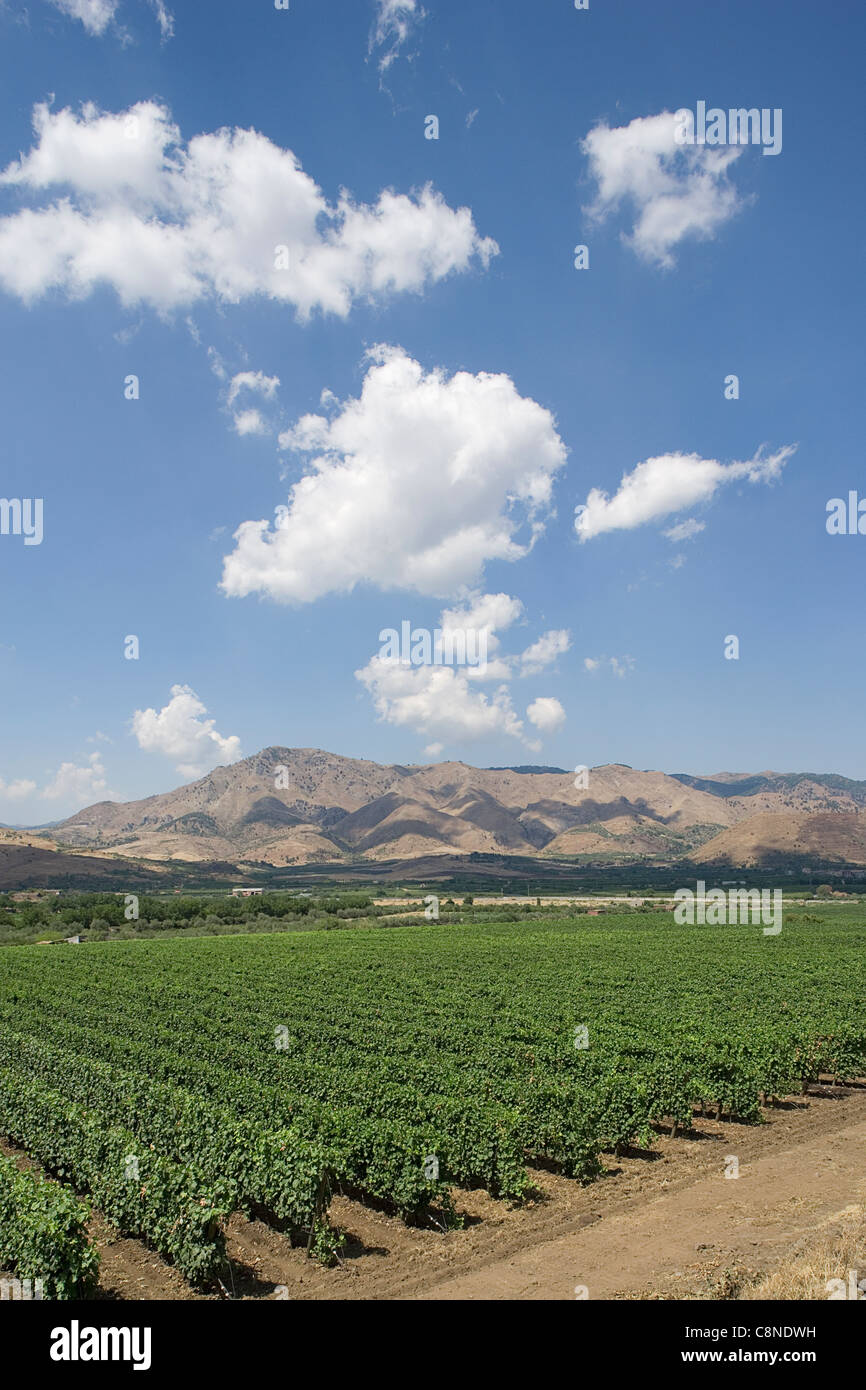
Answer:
[{"left": 25, "top": 748, "right": 866, "bottom": 871}]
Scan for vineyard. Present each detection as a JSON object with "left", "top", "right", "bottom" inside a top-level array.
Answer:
[{"left": 1, "top": 910, "right": 864, "bottom": 1296}]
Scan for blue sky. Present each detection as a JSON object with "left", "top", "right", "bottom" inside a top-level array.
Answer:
[{"left": 0, "top": 0, "right": 863, "bottom": 820}]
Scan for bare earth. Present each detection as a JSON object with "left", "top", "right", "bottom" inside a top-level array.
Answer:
[
  {"left": 421, "top": 1095, "right": 866, "bottom": 1302},
  {"left": 7, "top": 1082, "right": 863, "bottom": 1301}
]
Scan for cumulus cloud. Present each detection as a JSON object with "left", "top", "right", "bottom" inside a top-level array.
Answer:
[
  {"left": 356, "top": 659, "right": 526, "bottom": 747},
  {"left": 0, "top": 101, "right": 497, "bottom": 316},
  {"left": 227, "top": 370, "right": 280, "bottom": 408},
  {"left": 356, "top": 593, "right": 566, "bottom": 749},
  {"left": 370, "top": 0, "right": 425, "bottom": 73},
  {"left": 526, "top": 697, "right": 566, "bottom": 734},
  {"left": 131, "top": 684, "right": 242, "bottom": 778},
  {"left": 42, "top": 752, "right": 111, "bottom": 804},
  {"left": 584, "top": 656, "right": 635, "bottom": 679},
  {"left": 0, "top": 752, "right": 115, "bottom": 814},
  {"left": 0, "top": 776, "right": 38, "bottom": 800},
  {"left": 222, "top": 346, "right": 566, "bottom": 603},
  {"left": 232, "top": 408, "right": 268, "bottom": 437},
  {"left": 519, "top": 629, "right": 571, "bottom": 676},
  {"left": 439, "top": 591, "right": 524, "bottom": 681},
  {"left": 226, "top": 371, "right": 280, "bottom": 437},
  {"left": 575, "top": 445, "right": 795, "bottom": 542},
  {"left": 582, "top": 111, "right": 745, "bottom": 267}
]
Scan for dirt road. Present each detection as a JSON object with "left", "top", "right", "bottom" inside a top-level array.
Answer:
[{"left": 418, "top": 1106, "right": 866, "bottom": 1300}]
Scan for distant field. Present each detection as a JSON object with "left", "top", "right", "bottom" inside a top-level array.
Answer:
[{"left": 0, "top": 909, "right": 864, "bottom": 1295}]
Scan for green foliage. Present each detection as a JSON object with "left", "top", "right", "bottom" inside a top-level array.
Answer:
[
  {"left": 0, "top": 1070, "right": 226, "bottom": 1286},
  {"left": 0, "top": 889, "right": 379, "bottom": 945},
  {"left": 0, "top": 1152, "right": 99, "bottom": 1298},
  {"left": 0, "top": 1032, "right": 336, "bottom": 1236},
  {"left": 0, "top": 909, "right": 864, "bottom": 1289}
]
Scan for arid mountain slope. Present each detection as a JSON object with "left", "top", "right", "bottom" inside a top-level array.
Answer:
[
  {"left": 689, "top": 810, "right": 866, "bottom": 867},
  {"left": 41, "top": 749, "right": 866, "bottom": 868}
]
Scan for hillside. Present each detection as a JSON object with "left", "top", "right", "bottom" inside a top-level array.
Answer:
[
  {"left": 38, "top": 748, "right": 866, "bottom": 869},
  {"left": 689, "top": 811, "right": 866, "bottom": 868}
]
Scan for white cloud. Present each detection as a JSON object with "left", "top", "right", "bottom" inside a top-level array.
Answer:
[
  {"left": 575, "top": 445, "right": 795, "bottom": 542},
  {"left": 42, "top": 752, "right": 111, "bottom": 804},
  {"left": 663, "top": 517, "right": 705, "bottom": 543},
  {"left": 356, "top": 658, "right": 526, "bottom": 746},
  {"left": 356, "top": 594, "right": 567, "bottom": 748},
  {"left": 207, "top": 347, "right": 227, "bottom": 380},
  {"left": 45, "top": 0, "right": 173, "bottom": 39},
  {"left": 0, "top": 777, "right": 38, "bottom": 800},
  {"left": 226, "top": 371, "right": 280, "bottom": 438},
  {"left": 46, "top": 0, "right": 118, "bottom": 35},
  {"left": 519, "top": 629, "right": 571, "bottom": 676},
  {"left": 131, "top": 684, "right": 242, "bottom": 777},
  {"left": 227, "top": 370, "right": 280, "bottom": 408},
  {"left": 233, "top": 408, "right": 268, "bottom": 437},
  {"left": 582, "top": 111, "right": 745, "bottom": 267},
  {"left": 222, "top": 346, "right": 566, "bottom": 603},
  {"left": 112, "top": 320, "right": 141, "bottom": 345},
  {"left": 609, "top": 656, "right": 634, "bottom": 678},
  {"left": 440, "top": 592, "right": 524, "bottom": 681},
  {"left": 370, "top": 0, "right": 424, "bottom": 73},
  {"left": 146, "top": 0, "right": 173, "bottom": 40},
  {"left": 441, "top": 592, "right": 524, "bottom": 633},
  {"left": 584, "top": 656, "right": 635, "bottom": 679},
  {"left": 0, "top": 101, "right": 497, "bottom": 317},
  {"left": 1, "top": 751, "right": 116, "bottom": 814},
  {"left": 526, "top": 697, "right": 566, "bottom": 734}
]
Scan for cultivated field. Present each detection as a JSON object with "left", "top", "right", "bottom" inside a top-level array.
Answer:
[{"left": 1, "top": 908, "right": 864, "bottom": 1299}]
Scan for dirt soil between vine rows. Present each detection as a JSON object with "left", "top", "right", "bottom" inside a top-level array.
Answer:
[{"left": 5, "top": 1080, "right": 865, "bottom": 1301}]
